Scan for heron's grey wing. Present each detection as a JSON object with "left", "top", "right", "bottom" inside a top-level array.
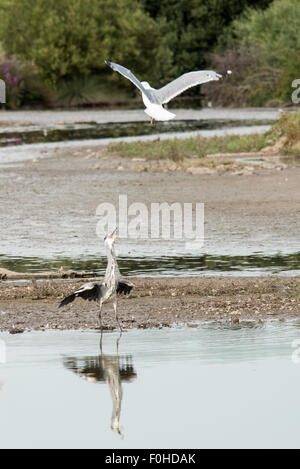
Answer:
[
  {"left": 117, "top": 279, "right": 135, "bottom": 295},
  {"left": 152, "top": 70, "right": 223, "bottom": 104},
  {"left": 59, "top": 282, "right": 106, "bottom": 307},
  {"left": 105, "top": 61, "right": 156, "bottom": 103}
]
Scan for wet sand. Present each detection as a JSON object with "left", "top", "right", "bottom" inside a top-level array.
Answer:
[
  {"left": 0, "top": 144, "right": 299, "bottom": 258},
  {"left": 0, "top": 277, "right": 299, "bottom": 331},
  {"left": 0, "top": 108, "right": 281, "bottom": 126}
]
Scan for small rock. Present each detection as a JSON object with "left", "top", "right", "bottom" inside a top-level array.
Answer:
[
  {"left": 9, "top": 329, "right": 24, "bottom": 335},
  {"left": 187, "top": 167, "right": 216, "bottom": 175}
]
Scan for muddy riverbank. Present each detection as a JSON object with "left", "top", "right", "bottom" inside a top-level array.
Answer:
[
  {"left": 1, "top": 144, "right": 299, "bottom": 259},
  {"left": 0, "top": 108, "right": 281, "bottom": 126},
  {"left": 0, "top": 276, "right": 299, "bottom": 331}
]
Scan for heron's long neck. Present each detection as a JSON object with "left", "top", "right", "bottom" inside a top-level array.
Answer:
[{"left": 105, "top": 245, "right": 120, "bottom": 284}]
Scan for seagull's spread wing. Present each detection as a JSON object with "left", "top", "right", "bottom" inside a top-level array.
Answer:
[
  {"left": 105, "top": 61, "right": 157, "bottom": 103},
  {"left": 153, "top": 70, "right": 222, "bottom": 104}
]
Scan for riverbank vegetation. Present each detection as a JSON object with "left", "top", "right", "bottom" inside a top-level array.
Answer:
[
  {"left": 205, "top": 0, "right": 300, "bottom": 107},
  {"left": 108, "top": 112, "right": 300, "bottom": 161}
]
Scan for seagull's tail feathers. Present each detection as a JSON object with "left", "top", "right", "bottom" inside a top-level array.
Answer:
[{"left": 144, "top": 105, "right": 175, "bottom": 121}]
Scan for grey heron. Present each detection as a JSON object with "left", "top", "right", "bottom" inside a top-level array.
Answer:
[
  {"left": 105, "top": 60, "right": 229, "bottom": 124},
  {"left": 59, "top": 230, "right": 134, "bottom": 331}
]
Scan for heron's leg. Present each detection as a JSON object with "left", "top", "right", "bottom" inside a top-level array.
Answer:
[
  {"left": 113, "top": 298, "right": 122, "bottom": 332},
  {"left": 98, "top": 299, "right": 103, "bottom": 330},
  {"left": 99, "top": 329, "right": 103, "bottom": 353},
  {"left": 116, "top": 331, "right": 122, "bottom": 355}
]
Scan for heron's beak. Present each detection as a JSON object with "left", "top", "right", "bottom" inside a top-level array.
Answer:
[{"left": 109, "top": 228, "right": 118, "bottom": 240}]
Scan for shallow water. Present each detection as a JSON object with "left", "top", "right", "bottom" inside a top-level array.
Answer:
[
  {"left": 0, "top": 124, "right": 271, "bottom": 166},
  {"left": 0, "top": 323, "right": 300, "bottom": 448},
  {"left": 1, "top": 252, "right": 300, "bottom": 277},
  {"left": 0, "top": 119, "right": 273, "bottom": 147},
  {"left": 0, "top": 111, "right": 295, "bottom": 278}
]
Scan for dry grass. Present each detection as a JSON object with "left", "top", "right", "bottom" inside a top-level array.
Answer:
[
  {"left": 108, "top": 112, "right": 300, "bottom": 165},
  {"left": 108, "top": 133, "right": 268, "bottom": 162},
  {"left": 269, "top": 112, "right": 300, "bottom": 154}
]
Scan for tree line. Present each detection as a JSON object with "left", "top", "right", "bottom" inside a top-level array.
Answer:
[{"left": 0, "top": 0, "right": 298, "bottom": 107}]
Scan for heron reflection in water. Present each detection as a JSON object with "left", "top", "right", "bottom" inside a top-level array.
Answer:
[{"left": 62, "top": 334, "right": 136, "bottom": 436}]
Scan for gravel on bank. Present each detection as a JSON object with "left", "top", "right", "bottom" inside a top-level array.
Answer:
[{"left": 0, "top": 276, "right": 299, "bottom": 332}]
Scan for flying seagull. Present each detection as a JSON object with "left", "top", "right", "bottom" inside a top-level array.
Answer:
[
  {"left": 59, "top": 229, "right": 134, "bottom": 331},
  {"left": 105, "top": 60, "right": 228, "bottom": 124}
]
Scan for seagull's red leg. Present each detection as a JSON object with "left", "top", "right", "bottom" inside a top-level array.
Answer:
[{"left": 150, "top": 117, "right": 155, "bottom": 125}]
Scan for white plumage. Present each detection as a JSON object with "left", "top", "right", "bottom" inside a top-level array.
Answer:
[{"left": 105, "top": 60, "right": 226, "bottom": 122}]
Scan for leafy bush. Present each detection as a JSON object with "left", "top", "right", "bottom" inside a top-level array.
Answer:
[
  {"left": 0, "top": 56, "right": 52, "bottom": 109},
  {"left": 269, "top": 111, "right": 300, "bottom": 153},
  {"left": 209, "top": 0, "right": 300, "bottom": 105},
  {"left": 0, "top": 0, "right": 173, "bottom": 88},
  {"left": 142, "top": 0, "right": 272, "bottom": 81},
  {"left": 204, "top": 48, "right": 278, "bottom": 107},
  {"left": 56, "top": 76, "right": 102, "bottom": 107}
]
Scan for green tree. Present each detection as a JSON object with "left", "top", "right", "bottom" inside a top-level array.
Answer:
[
  {"left": 0, "top": 0, "right": 173, "bottom": 87},
  {"left": 223, "top": 0, "right": 300, "bottom": 103},
  {"left": 142, "top": 0, "right": 272, "bottom": 77}
]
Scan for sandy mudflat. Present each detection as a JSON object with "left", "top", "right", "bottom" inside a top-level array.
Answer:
[
  {"left": 0, "top": 107, "right": 280, "bottom": 126},
  {"left": 0, "top": 142, "right": 300, "bottom": 259},
  {"left": 0, "top": 276, "right": 299, "bottom": 332}
]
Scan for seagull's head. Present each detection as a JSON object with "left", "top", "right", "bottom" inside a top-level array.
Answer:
[{"left": 104, "top": 228, "right": 118, "bottom": 249}]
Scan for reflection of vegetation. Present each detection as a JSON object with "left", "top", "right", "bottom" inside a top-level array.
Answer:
[
  {"left": 108, "top": 112, "right": 300, "bottom": 160},
  {"left": 0, "top": 119, "right": 271, "bottom": 147},
  {"left": 1, "top": 252, "right": 300, "bottom": 276}
]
